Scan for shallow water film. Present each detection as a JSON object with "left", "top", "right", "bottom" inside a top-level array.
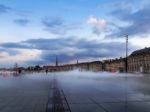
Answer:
[{"left": 0, "top": 71, "right": 150, "bottom": 112}]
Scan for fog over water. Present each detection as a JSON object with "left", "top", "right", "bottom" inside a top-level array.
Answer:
[{"left": 0, "top": 71, "right": 150, "bottom": 112}]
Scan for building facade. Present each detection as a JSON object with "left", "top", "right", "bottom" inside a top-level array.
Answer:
[
  {"left": 88, "top": 61, "right": 103, "bottom": 72},
  {"left": 103, "top": 58, "right": 125, "bottom": 72},
  {"left": 128, "top": 47, "right": 150, "bottom": 73}
]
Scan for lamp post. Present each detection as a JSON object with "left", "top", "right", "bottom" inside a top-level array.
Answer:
[
  {"left": 125, "top": 35, "right": 128, "bottom": 73},
  {"left": 124, "top": 35, "right": 129, "bottom": 112}
]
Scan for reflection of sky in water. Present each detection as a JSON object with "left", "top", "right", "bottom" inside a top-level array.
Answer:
[
  {"left": 0, "top": 71, "right": 150, "bottom": 112},
  {"left": 54, "top": 71, "right": 150, "bottom": 96}
]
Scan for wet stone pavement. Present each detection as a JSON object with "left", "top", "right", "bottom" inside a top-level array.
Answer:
[
  {"left": 0, "top": 73, "right": 51, "bottom": 112},
  {"left": 0, "top": 71, "right": 150, "bottom": 112}
]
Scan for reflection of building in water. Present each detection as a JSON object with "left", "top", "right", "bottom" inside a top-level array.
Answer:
[{"left": 128, "top": 47, "right": 150, "bottom": 73}]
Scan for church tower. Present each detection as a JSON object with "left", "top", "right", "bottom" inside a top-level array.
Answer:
[
  {"left": 56, "top": 56, "right": 58, "bottom": 66},
  {"left": 77, "top": 60, "right": 78, "bottom": 65}
]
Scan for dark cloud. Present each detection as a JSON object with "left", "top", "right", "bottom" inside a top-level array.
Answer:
[
  {"left": 14, "top": 19, "right": 30, "bottom": 26},
  {"left": 0, "top": 42, "right": 31, "bottom": 49},
  {"left": 38, "top": 39, "right": 135, "bottom": 64},
  {"left": 0, "top": 37, "right": 136, "bottom": 65},
  {"left": 23, "top": 38, "right": 74, "bottom": 50},
  {"left": 108, "top": 4, "right": 150, "bottom": 37},
  {"left": 42, "top": 17, "right": 66, "bottom": 35},
  {"left": 42, "top": 17, "right": 80, "bottom": 35},
  {"left": 0, "top": 4, "right": 11, "bottom": 14},
  {"left": 0, "top": 38, "right": 73, "bottom": 50},
  {"left": 42, "top": 17, "right": 63, "bottom": 27}
]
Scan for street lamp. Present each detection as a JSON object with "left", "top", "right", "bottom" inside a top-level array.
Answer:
[{"left": 125, "top": 35, "right": 128, "bottom": 73}]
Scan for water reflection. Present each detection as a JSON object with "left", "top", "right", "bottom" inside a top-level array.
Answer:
[
  {"left": 55, "top": 71, "right": 150, "bottom": 112},
  {"left": 0, "top": 71, "right": 150, "bottom": 112}
]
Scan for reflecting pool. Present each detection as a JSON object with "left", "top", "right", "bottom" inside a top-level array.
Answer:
[{"left": 0, "top": 71, "right": 150, "bottom": 112}]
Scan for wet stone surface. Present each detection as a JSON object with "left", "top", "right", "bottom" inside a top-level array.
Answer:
[
  {"left": 0, "top": 71, "right": 150, "bottom": 112},
  {"left": 0, "top": 73, "right": 52, "bottom": 112}
]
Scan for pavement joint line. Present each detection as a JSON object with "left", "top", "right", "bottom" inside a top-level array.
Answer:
[
  {"left": 61, "top": 90, "right": 72, "bottom": 112},
  {"left": 67, "top": 100, "right": 150, "bottom": 105},
  {"left": 89, "top": 98, "right": 109, "bottom": 112},
  {"left": 92, "top": 87, "right": 125, "bottom": 103},
  {"left": 0, "top": 98, "right": 16, "bottom": 111}
]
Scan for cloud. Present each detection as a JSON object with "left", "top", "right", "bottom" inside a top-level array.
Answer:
[
  {"left": 14, "top": 19, "right": 30, "bottom": 26},
  {"left": 87, "top": 16, "right": 107, "bottom": 35},
  {"left": 0, "top": 37, "right": 136, "bottom": 65},
  {"left": 38, "top": 39, "right": 136, "bottom": 64},
  {"left": 108, "top": 4, "right": 150, "bottom": 38},
  {"left": 87, "top": 16, "right": 106, "bottom": 28},
  {"left": 23, "top": 38, "right": 74, "bottom": 50},
  {"left": 42, "top": 17, "right": 81, "bottom": 35},
  {"left": 0, "top": 42, "right": 31, "bottom": 49},
  {"left": 42, "top": 17, "right": 66, "bottom": 35},
  {"left": 0, "top": 47, "right": 20, "bottom": 57},
  {"left": 0, "top": 4, "right": 11, "bottom": 14}
]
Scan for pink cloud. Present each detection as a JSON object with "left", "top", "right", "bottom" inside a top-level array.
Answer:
[{"left": 87, "top": 16, "right": 106, "bottom": 28}]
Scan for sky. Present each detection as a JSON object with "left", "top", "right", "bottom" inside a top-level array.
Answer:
[{"left": 0, "top": 0, "right": 150, "bottom": 67}]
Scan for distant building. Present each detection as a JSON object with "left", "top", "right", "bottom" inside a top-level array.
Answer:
[
  {"left": 77, "top": 62, "right": 90, "bottom": 71},
  {"left": 26, "top": 47, "right": 150, "bottom": 74},
  {"left": 89, "top": 61, "right": 103, "bottom": 72},
  {"left": 103, "top": 58, "right": 125, "bottom": 72}
]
